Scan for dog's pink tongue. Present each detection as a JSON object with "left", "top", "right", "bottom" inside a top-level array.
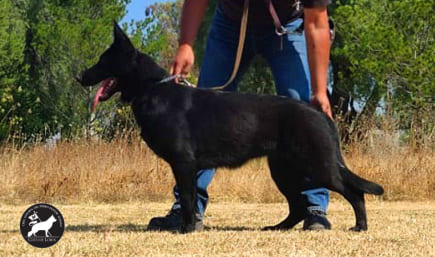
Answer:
[{"left": 93, "top": 79, "right": 112, "bottom": 112}]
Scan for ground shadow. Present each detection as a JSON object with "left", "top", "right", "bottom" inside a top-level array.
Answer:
[
  {"left": 66, "top": 223, "right": 145, "bottom": 233},
  {"left": 0, "top": 224, "right": 358, "bottom": 234},
  {"left": 204, "top": 226, "right": 257, "bottom": 232},
  {"left": 0, "top": 229, "right": 19, "bottom": 234},
  {"left": 65, "top": 223, "right": 258, "bottom": 233}
]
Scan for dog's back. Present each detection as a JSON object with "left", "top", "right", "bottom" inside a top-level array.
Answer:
[{"left": 132, "top": 82, "right": 330, "bottom": 170}]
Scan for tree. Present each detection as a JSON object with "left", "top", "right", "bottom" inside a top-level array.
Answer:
[
  {"left": 127, "top": 0, "right": 182, "bottom": 69},
  {"left": 0, "top": 0, "right": 131, "bottom": 142},
  {"left": 331, "top": 0, "right": 434, "bottom": 145},
  {"left": 0, "top": 0, "right": 33, "bottom": 140}
]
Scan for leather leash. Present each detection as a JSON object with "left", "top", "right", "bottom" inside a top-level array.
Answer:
[
  {"left": 162, "top": 0, "right": 294, "bottom": 90},
  {"left": 266, "top": 0, "right": 288, "bottom": 36},
  {"left": 212, "top": 0, "right": 288, "bottom": 90},
  {"left": 209, "top": 0, "right": 250, "bottom": 90},
  {"left": 159, "top": 0, "right": 249, "bottom": 90}
]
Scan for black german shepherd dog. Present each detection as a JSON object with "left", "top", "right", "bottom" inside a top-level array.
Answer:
[{"left": 77, "top": 23, "right": 384, "bottom": 233}]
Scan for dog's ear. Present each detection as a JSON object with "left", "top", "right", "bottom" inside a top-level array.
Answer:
[{"left": 113, "top": 21, "right": 136, "bottom": 55}]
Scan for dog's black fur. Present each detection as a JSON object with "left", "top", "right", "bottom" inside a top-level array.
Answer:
[{"left": 77, "top": 23, "right": 384, "bottom": 233}]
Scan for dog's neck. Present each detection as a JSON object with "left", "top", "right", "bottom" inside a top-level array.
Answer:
[
  {"left": 136, "top": 51, "right": 168, "bottom": 83},
  {"left": 118, "top": 51, "right": 169, "bottom": 102}
]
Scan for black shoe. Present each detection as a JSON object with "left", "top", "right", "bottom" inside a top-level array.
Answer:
[
  {"left": 302, "top": 211, "right": 331, "bottom": 231},
  {"left": 147, "top": 209, "right": 204, "bottom": 232}
]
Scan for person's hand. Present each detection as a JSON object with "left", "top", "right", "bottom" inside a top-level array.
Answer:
[
  {"left": 310, "top": 93, "right": 333, "bottom": 119},
  {"left": 169, "top": 44, "right": 195, "bottom": 78}
]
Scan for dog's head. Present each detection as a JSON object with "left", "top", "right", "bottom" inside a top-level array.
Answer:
[
  {"left": 48, "top": 215, "right": 57, "bottom": 223},
  {"left": 76, "top": 22, "right": 166, "bottom": 104}
]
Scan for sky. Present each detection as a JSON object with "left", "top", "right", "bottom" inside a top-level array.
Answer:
[{"left": 121, "top": 0, "right": 173, "bottom": 23}]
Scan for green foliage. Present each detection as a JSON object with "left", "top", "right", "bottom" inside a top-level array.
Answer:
[
  {"left": 331, "top": 0, "right": 434, "bottom": 144},
  {"left": 0, "top": 0, "right": 433, "bottom": 147},
  {"left": 0, "top": 0, "right": 31, "bottom": 139},
  {"left": 0, "top": 0, "right": 130, "bottom": 142},
  {"left": 27, "top": 0, "right": 130, "bottom": 136},
  {"left": 128, "top": 0, "right": 182, "bottom": 68}
]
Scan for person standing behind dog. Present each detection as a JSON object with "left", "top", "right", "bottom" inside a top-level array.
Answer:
[{"left": 148, "top": 0, "right": 333, "bottom": 231}]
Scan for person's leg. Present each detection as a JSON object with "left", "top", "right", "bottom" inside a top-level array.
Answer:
[
  {"left": 147, "top": 4, "right": 255, "bottom": 230},
  {"left": 258, "top": 19, "right": 330, "bottom": 229},
  {"left": 175, "top": 4, "right": 255, "bottom": 217},
  {"left": 257, "top": 19, "right": 310, "bottom": 102},
  {"left": 172, "top": 168, "right": 214, "bottom": 216}
]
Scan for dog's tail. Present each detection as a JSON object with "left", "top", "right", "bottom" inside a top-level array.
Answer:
[
  {"left": 339, "top": 165, "right": 384, "bottom": 195},
  {"left": 324, "top": 116, "right": 384, "bottom": 195}
]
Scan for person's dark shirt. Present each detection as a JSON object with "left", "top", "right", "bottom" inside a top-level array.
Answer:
[{"left": 219, "top": 0, "right": 331, "bottom": 28}]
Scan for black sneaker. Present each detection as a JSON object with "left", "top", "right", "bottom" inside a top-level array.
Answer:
[
  {"left": 147, "top": 209, "right": 204, "bottom": 232},
  {"left": 302, "top": 211, "right": 331, "bottom": 231}
]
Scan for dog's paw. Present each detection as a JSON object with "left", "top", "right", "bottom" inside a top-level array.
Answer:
[
  {"left": 262, "top": 224, "right": 291, "bottom": 231},
  {"left": 349, "top": 225, "right": 367, "bottom": 232},
  {"left": 262, "top": 225, "right": 280, "bottom": 231},
  {"left": 180, "top": 224, "right": 196, "bottom": 234}
]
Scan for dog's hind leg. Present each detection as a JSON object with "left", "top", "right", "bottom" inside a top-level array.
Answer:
[
  {"left": 311, "top": 164, "right": 369, "bottom": 231},
  {"left": 331, "top": 160, "right": 383, "bottom": 231},
  {"left": 341, "top": 187, "right": 367, "bottom": 231},
  {"left": 263, "top": 154, "right": 307, "bottom": 231},
  {"left": 262, "top": 192, "right": 306, "bottom": 231},
  {"left": 170, "top": 162, "right": 198, "bottom": 233}
]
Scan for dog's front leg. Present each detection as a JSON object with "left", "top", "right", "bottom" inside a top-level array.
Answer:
[{"left": 171, "top": 163, "right": 197, "bottom": 233}]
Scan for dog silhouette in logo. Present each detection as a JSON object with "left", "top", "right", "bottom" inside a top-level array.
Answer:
[{"left": 27, "top": 215, "right": 57, "bottom": 237}]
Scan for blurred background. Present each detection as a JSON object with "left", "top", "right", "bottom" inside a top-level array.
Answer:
[{"left": 0, "top": 0, "right": 434, "bottom": 203}]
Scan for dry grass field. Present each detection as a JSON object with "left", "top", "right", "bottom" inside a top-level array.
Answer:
[
  {"left": 0, "top": 137, "right": 434, "bottom": 204},
  {"left": 1, "top": 201, "right": 435, "bottom": 256},
  {"left": 0, "top": 137, "right": 434, "bottom": 256}
]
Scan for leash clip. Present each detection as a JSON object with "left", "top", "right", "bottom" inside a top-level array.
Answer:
[
  {"left": 157, "top": 74, "right": 178, "bottom": 84},
  {"left": 275, "top": 26, "right": 288, "bottom": 36},
  {"left": 181, "top": 78, "right": 195, "bottom": 87},
  {"left": 157, "top": 74, "right": 196, "bottom": 87}
]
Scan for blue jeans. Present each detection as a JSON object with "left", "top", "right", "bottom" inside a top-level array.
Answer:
[{"left": 172, "top": 5, "right": 329, "bottom": 216}]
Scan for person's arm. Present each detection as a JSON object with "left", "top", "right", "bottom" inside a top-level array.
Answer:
[
  {"left": 304, "top": 6, "right": 332, "bottom": 118},
  {"left": 170, "top": 0, "right": 210, "bottom": 77}
]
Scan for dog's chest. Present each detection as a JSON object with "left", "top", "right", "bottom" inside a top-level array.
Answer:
[{"left": 133, "top": 104, "right": 190, "bottom": 159}]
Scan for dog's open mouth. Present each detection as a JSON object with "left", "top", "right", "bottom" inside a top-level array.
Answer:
[{"left": 93, "top": 78, "right": 118, "bottom": 111}]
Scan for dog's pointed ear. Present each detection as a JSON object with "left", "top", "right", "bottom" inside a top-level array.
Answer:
[{"left": 113, "top": 21, "right": 135, "bottom": 54}]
